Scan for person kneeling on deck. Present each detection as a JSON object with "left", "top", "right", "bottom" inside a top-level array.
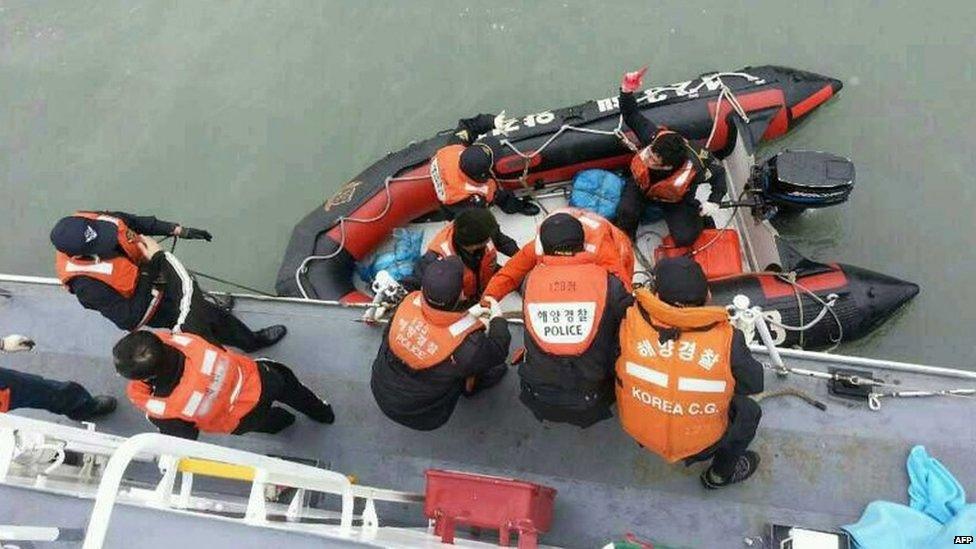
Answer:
[
  {"left": 518, "top": 214, "right": 634, "bottom": 428},
  {"left": 51, "top": 211, "right": 286, "bottom": 352},
  {"left": 614, "top": 68, "right": 728, "bottom": 245},
  {"left": 1, "top": 334, "right": 117, "bottom": 420},
  {"left": 616, "top": 257, "right": 763, "bottom": 488},
  {"left": 371, "top": 257, "right": 511, "bottom": 431},
  {"left": 483, "top": 207, "right": 635, "bottom": 303},
  {"left": 113, "top": 330, "right": 334, "bottom": 440},
  {"left": 431, "top": 113, "right": 539, "bottom": 256},
  {"left": 407, "top": 208, "right": 501, "bottom": 308}
]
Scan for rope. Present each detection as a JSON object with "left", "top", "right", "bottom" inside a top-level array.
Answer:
[
  {"left": 157, "top": 235, "right": 277, "bottom": 297},
  {"left": 294, "top": 174, "right": 430, "bottom": 299}
]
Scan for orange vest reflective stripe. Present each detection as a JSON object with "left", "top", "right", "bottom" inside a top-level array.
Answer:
[
  {"left": 427, "top": 224, "right": 497, "bottom": 301},
  {"left": 126, "top": 332, "right": 263, "bottom": 434},
  {"left": 615, "top": 289, "right": 735, "bottom": 462},
  {"left": 430, "top": 145, "right": 498, "bottom": 206},
  {"left": 533, "top": 208, "right": 635, "bottom": 291},
  {"left": 54, "top": 212, "right": 145, "bottom": 298},
  {"left": 523, "top": 254, "right": 608, "bottom": 356},
  {"left": 0, "top": 388, "right": 9, "bottom": 413},
  {"left": 629, "top": 131, "right": 703, "bottom": 203},
  {"left": 388, "top": 291, "right": 485, "bottom": 370}
]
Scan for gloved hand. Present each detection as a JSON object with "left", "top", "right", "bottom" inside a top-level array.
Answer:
[
  {"left": 483, "top": 296, "right": 503, "bottom": 320},
  {"left": 699, "top": 201, "right": 721, "bottom": 218},
  {"left": 177, "top": 226, "right": 212, "bottom": 241},
  {"left": 1, "top": 334, "right": 35, "bottom": 353},
  {"left": 493, "top": 110, "right": 509, "bottom": 135},
  {"left": 620, "top": 66, "right": 648, "bottom": 93}
]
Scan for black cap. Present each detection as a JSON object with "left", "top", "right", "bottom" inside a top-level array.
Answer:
[
  {"left": 459, "top": 144, "right": 493, "bottom": 183},
  {"left": 453, "top": 208, "right": 498, "bottom": 247},
  {"left": 654, "top": 256, "right": 708, "bottom": 306},
  {"left": 421, "top": 256, "right": 465, "bottom": 310},
  {"left": 539, "top": 213, "right": 585, "bottom": 255},
  {"left": 50, "top": 215, "right": 119, "bottom": 256}
]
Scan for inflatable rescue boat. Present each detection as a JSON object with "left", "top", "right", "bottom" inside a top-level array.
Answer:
[{"left": 277, "top": 65, "right": 918, "bottom": 350}]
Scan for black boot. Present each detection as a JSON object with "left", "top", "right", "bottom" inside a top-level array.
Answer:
[
  {"left": 308, "top": 401, "right": 335, "bottom": 424},
  {"left": 700, "top": 451, "right": 760, "bottom": 489},
  {"left": 78, "top": 396, "right": 117, "bottom": 420},
  {"left": 463, "top": 365, "right": 508, "bottom": 397},
  {"left": 518, "top": 198, "right": 540, "bottom": 216},
  {"left": 255, "top": 325, "right": 287, "bottom": 349}
]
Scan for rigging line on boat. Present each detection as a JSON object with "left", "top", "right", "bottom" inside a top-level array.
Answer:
[
  {"left": 753, "top": 388, "right": 827, "bottom": 411},
  {"left": 293, "top": 174, "right": 430, "bottom": 299}
]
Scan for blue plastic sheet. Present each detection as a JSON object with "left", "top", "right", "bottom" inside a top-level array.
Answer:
[
  {"left": 843, "top": 445, "right": 976, "bottom": 548},
  {"left": 357, "top": 228, "right": 424, "bottom": 283},
  {"left": 569, "top": 169, "right": 625, "bottom": 220}
]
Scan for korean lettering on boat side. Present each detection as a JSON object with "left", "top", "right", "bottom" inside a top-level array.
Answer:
[{"left": 595, "top": 71, "right": 765, "bottom": 114}]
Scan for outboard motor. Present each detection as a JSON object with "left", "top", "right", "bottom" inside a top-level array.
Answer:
[{"left": 737, "top": 150, "right": 855, "bottom": 219}]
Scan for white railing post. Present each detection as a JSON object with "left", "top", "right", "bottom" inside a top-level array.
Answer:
[{"left": 244, "top": 468, "right": 268, "bottom": 525}]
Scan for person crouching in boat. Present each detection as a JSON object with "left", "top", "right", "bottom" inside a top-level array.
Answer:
[
  {"left": 371, "top": 257, "right": 511, "bottom": 431},
  {"left": 430, "top": 113, "right": 540, "bottom": 256},
  {"left": 51, "top": 211, "right": 286, "bottom": 352},
  {"left": 517, "top": 213, "right": 634, "bottom": 428},
  {"left": 405, "top": 208, "right": 502, "bottom": 308},
  {"left": 1, "top": 334, "right": 117, "bottom": 421},
  {"left": 613, "top": 68, "right": 728, "bottom": 246},
  {"left": 482, "top": 207, "right": 634, "bottom": 303},
  {"left": 616, "top": 257, "right": 764, "bottom": 488},
  {"left": 113, "top": 330, "right": 334, "bottom": 440}
]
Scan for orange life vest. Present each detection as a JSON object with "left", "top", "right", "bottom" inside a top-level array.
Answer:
[
  {"left": 126, "top": 332, "right": 263, "bottom": 434},
  {"left": 533, "top": 207, "right": 635, "bottom": 289},
  {"left": 0, "top": 388, "right": 10, "bottom": 413},
  {"left": 55, "top": 212, "right": 145, "bottom": 298},
  {"left": 388, "top": 291, "right": 485, "bottom": 370},
  {"left": 629, "top": 131, "right": 705, "bottom": 203},
  {"left": 430, "top": 144, "right": 498, "bottom": 206},
  {"left": 523, "top": 253, "right": 608, "bottom": 357},
  {"left": 615, "top": 288, "right": 735, "bottom": 462},
  {"left": 427, "top": 223, "right": 497, "bottom": 301}
]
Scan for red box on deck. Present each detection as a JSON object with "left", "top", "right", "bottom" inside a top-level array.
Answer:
[
  {"left": 424, "top": 469, "right": 557, "bottom": 547},
  {"left": 653, "top": 229, "right": 744, "bottom": 280}
]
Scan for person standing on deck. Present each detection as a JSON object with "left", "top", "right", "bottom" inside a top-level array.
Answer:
[
  {"left": 113, "top": 330, "right": 334, "bottom": 440},
  {"left": 404, "top": 208, "right": 502, "bottom": 308},
  {"left": 431, "top": 113, "right": 540, "bottom": 256},
  {"left": 613, "top": 68, "right": 728, "bottom": 245},
  {"left": 482, "top": 207, "right": 634, "bottom": 303},
  {"left": 371, "top": 257, "right": 511, "bottom": 431},
  {"left": 615, "top": 257, "right": 764, "bottom": 488},
  {"left": 50, "top": 211, "right": 286, "bottom": 352},
  {"left": 517, "top": 214, "right": 634, "bottom": 428},
  {"left": 1, "top": 334, "right": 117, "bottom": 420}
]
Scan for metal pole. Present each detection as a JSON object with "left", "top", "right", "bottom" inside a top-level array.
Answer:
[{"left": 748, "top": 344, "right": 976, "bottom": 381}]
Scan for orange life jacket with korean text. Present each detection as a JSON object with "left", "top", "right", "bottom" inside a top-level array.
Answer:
[
  {"left": 55, "top": 212, "right": 145, "bottom": 298},
  {"left": 430, "top": 145, "right": 498, "bottom": 206},
  {"left": 427, "top": 223, "right": 497, "bottom": 301},
  {"left": 388, "top": 292, "right": 485, "bottom": 370}
]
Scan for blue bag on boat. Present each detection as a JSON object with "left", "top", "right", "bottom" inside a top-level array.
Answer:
[
  {"left": 357, "top": 228, "right": 424, "bottom": 284},
  {"left": 570, "top": 169, "right": 625, "bottom": 220}
]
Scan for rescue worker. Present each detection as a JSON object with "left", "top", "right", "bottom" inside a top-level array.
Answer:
[
  {"left": 1, "top": 334, "right": 117, "bottom": 420},
  {"left": 431, "top": 113, "right": 540, "bottom": 256},
  {"left": 614, "top": 67, "right": 728, "bottom": 245},
  {"left": 615, "top": 257, "right": 763, "bottom": 488},
  {"left": 483, "top": 207, "right": 635, "bottom": 302},
  {"left": 371, "top": 257, "right": 511, "bottom": 431},
  {"left": 518, "top": 213, "right": 634, "bottom": 427},
  {"left": 50, "top": 211, "right": 286, "bottom": 352},
  {"left": 113, "top": 330, "right": 334, "bottom": 440},
  {"left": 407, "top": 208, "right": 501, "bottom": 307}
]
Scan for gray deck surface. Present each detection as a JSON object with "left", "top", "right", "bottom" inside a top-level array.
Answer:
[{"left": 1, "top": 280, "right": 974, "bottom": 548}]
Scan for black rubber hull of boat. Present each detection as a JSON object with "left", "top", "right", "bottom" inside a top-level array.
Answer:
[
  {"left": 709, "top": 264, "right": 920, "bottom": 349},
  {"left": 276, "top": 65, "right": 843, "bottom": 301}
]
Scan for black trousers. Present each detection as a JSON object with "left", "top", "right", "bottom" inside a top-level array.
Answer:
[
  {"left": 181, "top": 296, "right": 264, "bottom": 352},
  {"left": 0, "top": 367, "right": 100, "bottom": 420},
  {"left": 518, "top": 380, "right": 614, "bottom": 429},
  {"left": 617, "top": 181, "right": 704, "bottom": 247},
  {"left": 233, "top": 360, "right": 331, "bottom": 435},
  {"left": 686, "top": 395, "right": 762, "bottom": 477}
]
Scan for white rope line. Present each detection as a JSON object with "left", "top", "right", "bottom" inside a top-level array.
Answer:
[{"left": 295, "top": 174, "right": 430, "bottom": 299}]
